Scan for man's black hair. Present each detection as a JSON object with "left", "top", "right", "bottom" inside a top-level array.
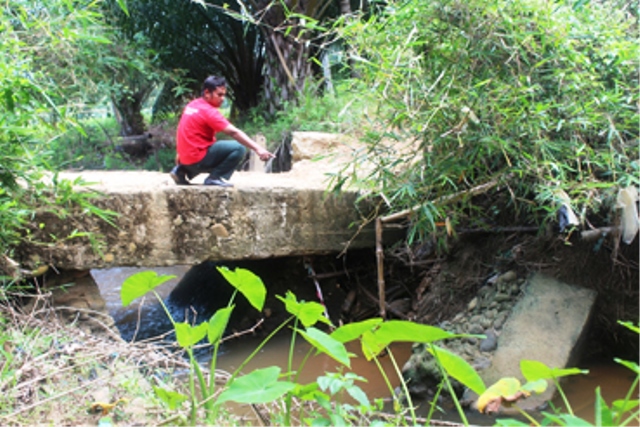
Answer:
[{"left": 202, "top": 76, "right": 227, "bottom": 94}]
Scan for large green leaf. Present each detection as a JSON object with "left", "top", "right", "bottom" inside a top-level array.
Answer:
[
  {"left": 428, "top": 345, "right": 486, "bottom": 395},
  {"left": 614, "top": 358, "right": 640, "bottom": 375},
  {"left": 361, "top": 320, "right": 463, "bottom": 360},
  {"left": 520, "top": 360, "right": 587, "bottom": 382},
  {"left": 121, "top": 271, "right": 176, "bottom": 306},
  {"left": 594, "top": 387, "right": 614, "bottom": 427},
  {"left": 297, "top": 327, "right": 351, "bottom": 368},
  {"left": 331, "top": 318, "right": 384, "bottom": 343},
  {"left": 175, "top": 322, "right": 208, "bottom": 348},
  {"left": 291, "top": 382, "right": 328, "bottom": 402},
  {"left": 277, "top": 291, "right": 332, "bottom": 327},
  {"left": 217, "top": 267, "right": 266, "bottom": 311},
  {"left": 215, "top": 367, "right": 295, "bottom": 405},
  {"left": 611, "top": 399, "right": 639, "bottom": 414},
  {"left": 541, "top": 413, "right": 593, "bottom": 426},
  {"left": 208, "top": 306, "right": 234, "bottom": 344}
]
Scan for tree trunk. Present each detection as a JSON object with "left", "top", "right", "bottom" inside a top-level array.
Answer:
[
  {"left": 339, "top": 0, "right": 360, "bottom": 78},
  {"left": 111, "top": 87, "right": 152, "bottom": 136},
  {"left": 262, "top": 30, "right": 311, "bottom": 116},
  {"left": 254, "top": 0, "right": 320, "bottom": 117},
  {"left": 112, "top": 95, "right": 144, "bottom": 136}
]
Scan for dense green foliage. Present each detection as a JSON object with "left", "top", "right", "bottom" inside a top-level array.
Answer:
[
  {"left": 113, "top": 268, "right": 639, "bottom": 426},
  {"left": 332, "top": 0, "right": 638, "bottom": 242},
  {"left": 0, "top": 0, "right": 140, "bottom": 273},
  {"left": 1, "top": 0, "right": 97, "bottom": 260},
  {"left": 104, "top": 0, "right": 266, "bottom": 119}
]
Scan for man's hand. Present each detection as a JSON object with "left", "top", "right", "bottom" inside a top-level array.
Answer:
[
  {"left": 223, "top": 124, "right": 276, "bottom": 161},
  {"left": 255, "top": 147, "right": 276, "bottom": 161}
]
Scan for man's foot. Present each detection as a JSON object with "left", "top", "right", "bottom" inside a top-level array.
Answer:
[
  {"left": 204, "top": 177, "right": 233, "bottom": 187},
  {"left": 170, "top": 165, "right": 190, "bottom": 186}
]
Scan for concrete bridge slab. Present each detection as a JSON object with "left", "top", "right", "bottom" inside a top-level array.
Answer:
[{"left": 17, "top": 169, "right": 377, "bottom": 270}]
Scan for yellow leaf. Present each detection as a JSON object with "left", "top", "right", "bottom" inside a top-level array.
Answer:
[
  {"left": 88, "top": 398, "right": 128, "bottom": 416},
  {"left": 476, "top": 377, "right": 521, "bottom": 414},
  {"left": 445, "top": 216, "right": 454, "bottom": 237}
]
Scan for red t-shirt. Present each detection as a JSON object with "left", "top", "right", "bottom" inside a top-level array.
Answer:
[{"left": 176, "top": 98, "right": 231, "bottom": 165}]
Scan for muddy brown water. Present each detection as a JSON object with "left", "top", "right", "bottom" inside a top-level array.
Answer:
[{"left": 92, "top": 266, "right": 638, "bottom": 426}]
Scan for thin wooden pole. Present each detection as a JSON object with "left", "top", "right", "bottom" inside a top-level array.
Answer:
[
  {"left": 381, "top": 175, "right": 506, "bottom": 223},
  {"left": 375, "top": 217, "right": 386, "bottom": 319}
]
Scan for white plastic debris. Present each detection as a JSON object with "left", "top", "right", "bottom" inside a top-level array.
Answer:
[{"left": 616, "top": 186, "right": 639, "bottom": 244}]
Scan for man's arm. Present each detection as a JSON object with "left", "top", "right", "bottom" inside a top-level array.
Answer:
[{"left": 223, "top": 124, "right": 275, "bottom": 161}]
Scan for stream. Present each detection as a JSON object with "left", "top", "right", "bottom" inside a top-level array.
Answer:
[{"left": 92, "top": 265, "right": 638, "bottom": 426}]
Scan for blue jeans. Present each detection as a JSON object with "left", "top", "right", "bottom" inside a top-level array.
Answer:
[{"left": 183, "top": 140, "right": 246, "bottom": 180}]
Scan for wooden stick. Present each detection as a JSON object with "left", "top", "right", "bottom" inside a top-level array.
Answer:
[
  {"left": 375, "top": 217, "right": 386, "bottom": 319},
  {"left": 359, "top": 285, "right": 410, "bottom": 321},
  {"left": 381, "top": 176, "right": 506, "bottom": 223},
  {"left": 581, "top": 226, "right": 619, "bottom": 241},
  {"left": 457, "top": 226, "right": 539, "bottom": 234}
]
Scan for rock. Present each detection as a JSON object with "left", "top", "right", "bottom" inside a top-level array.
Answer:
[
  {"left": 210, "top": 223, "right": 229, "bottom": 238},
  {"left": 479, "top": 316, "right": 493, "bottom": 329},
  {"left": 291, "top": 131, "right": 351, "bottom": 161},
  {"left": 467, "top": 297, "right": 478, "bottom": 311},
  {"left": 496, "top": 270, "right": 517, "bottom": 284},
  {"left": 479, "top": 329, "right": 498, "bottom": 352},
  {"left": 494, "top": 292, "right": 511, "bottom": 302},
  {"left": 493, "top": 312, "right": 509, "bottom": 330},
  {"left": 468, "top": 323, "right": 484, "bottom": 335},
  {"left": 473, "top": 356, "right": 491, "bottom": 371}
]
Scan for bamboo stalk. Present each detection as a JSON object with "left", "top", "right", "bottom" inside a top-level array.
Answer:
[
  {"left": 375, "top": 217, "right": 386, "bottom": 319},
  {"left": 381, "top": 175, "right": 506, "bottom": 223}
]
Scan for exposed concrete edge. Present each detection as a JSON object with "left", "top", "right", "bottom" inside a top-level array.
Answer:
[{"left": 479, "top": 273, "right": 598, "bottom": 412}]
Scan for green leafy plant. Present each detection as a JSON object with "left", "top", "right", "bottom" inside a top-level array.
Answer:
[
  {"left": 120, "top": 268, "right": 490, "bottom": 426},
  {"left": 0, "top": 0, "right": 134, "bottom": 278},
  {"left": 124, "top": 269, "right": 639, "bottom": 427},
  {"left": 331, "top": 0, "right": 638, "bottom": 246}
]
